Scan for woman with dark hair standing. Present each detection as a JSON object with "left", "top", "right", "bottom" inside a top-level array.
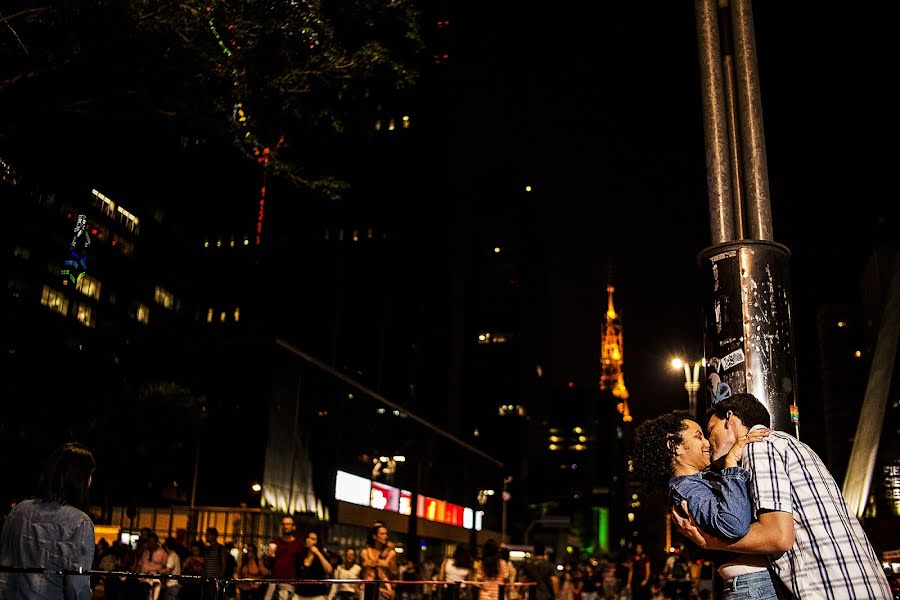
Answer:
[
  {"left": 474, "top": 540, "right": 510, "bottom": 600},
  {"left": 0, "top": 442, "right": 96, "bottom": 599},
  {"left": 360, "top": 524, "right": 397, "bottom": 600}
]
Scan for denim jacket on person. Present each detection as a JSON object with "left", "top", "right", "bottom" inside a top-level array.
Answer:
[
  {"left": 0, "top": 499, "right": 95, "bottom": 600},
  {"left": 668, "top": 466, "right": 753, "bottom": 540}
]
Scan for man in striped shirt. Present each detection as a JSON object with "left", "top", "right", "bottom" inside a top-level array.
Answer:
[{"left": 673, "top": 393, "right": 891, "bottom": 599}]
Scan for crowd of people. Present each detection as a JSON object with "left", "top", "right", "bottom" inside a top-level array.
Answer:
[{"left": 2, "top": 393, "right": 898, "bottom": 600}]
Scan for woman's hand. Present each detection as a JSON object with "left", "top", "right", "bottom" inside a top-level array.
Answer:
[
  {"left": 671, "top": 500, "right": 707, "bottom": 548},
  {"left": 723, "top": 428, "right": 769, "bottom": 467}
]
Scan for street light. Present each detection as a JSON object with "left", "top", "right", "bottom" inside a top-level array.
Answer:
[{"left": 671, "top": 357, "right": 704, "bottom": 419}]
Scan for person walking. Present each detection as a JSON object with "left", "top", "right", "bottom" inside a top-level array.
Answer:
[{"left": 0, "top": 442, "right": 96, "bottom": 600}]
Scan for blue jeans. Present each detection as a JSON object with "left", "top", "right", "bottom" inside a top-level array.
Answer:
[{"left": 721, "top": 571, "right": 778, "bottom": 600}]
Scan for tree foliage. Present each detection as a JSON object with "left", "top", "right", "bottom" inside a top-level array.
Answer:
[{"left": 1, "top": 0, "right": 423, "bottom": 195}]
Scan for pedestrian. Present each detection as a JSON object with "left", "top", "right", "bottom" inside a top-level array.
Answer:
[
  {"left": 238, "top": 544, "right": 269, "bottom": 600},
  {"left": 437, "top": 545, "right": 473, "bottom": 600},
  {"left": 633, "top": 410, "right": 776, "bottom": 599},
  {"left": 264, "top": 516, "right": 306, "bottom": 600},
  {"left": 328, "top": 548, "right": 362, "bottom": 600},
  {"left": 360, "top": 524, "right": 398, "bottom": 600},
  {"left": 475, "top": 539, "right": 511, "bottom": 600},
  {"left": 520, "top": 544, "right": 557, "bottom": 600},
  {"left": 673, "top": 393, "right": 893, "bottom": 599},
  {"left": 295, "top": 530, "right": 334, "bottom": 600},
  {"left": 0, "top": 442, "right": 96, "bottom": 599},
  {"left": 624, "top": 544, "right": 650, "bottom": 600}
]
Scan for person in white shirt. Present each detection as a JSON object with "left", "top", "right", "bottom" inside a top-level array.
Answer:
[
  {"left": 329, "top": 548, "right": 362, "bottom": 600},
  {"left": 162, "top": 537, "right": 182, "bottom": 600}
]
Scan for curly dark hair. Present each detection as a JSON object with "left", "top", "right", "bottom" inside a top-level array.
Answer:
[{"left": 633, "top": 411, "right": 692, "bottom": 488}]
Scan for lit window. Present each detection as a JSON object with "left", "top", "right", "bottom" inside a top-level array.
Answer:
[
  {"left": 388, "top": 118, "right": 396, "bottom": 131},
  {"left": 41, "top": 286, "right": 69, "bottom": 316},
  {"left": 220, "top": 311, "right": 226, "bottom": 323},
  {"left": 837, "top": 321, "right": 845, "bottom": 328},
  {"left": 854, "top": 350, "right": 862, "bottom": 358},
  {"left": 207, "top": 308, "right": 214, "bottom": 323},
  {"left": 154, "top": 286, "right": 174, "bottom": 310},
  {"left": 13, "top": 245, "right": 30, "bottom": 259},
  {"left": 375, "top": 120, "right": 382, "bottom": 131},
  {"left": 573, "top": 427, "right": 583, "bottom": 434},
  {"left": 536, "top": 365, "right": 543, "bottom": 378},
  {"left": 204, "top": 240, "right": 209, "bottom": 248},
  {"left": 243, "top": 237, "right": 249, "bottom": 246},
  {"left": 74, "top": 302, "right": 95, "bottom": 328},
  {"left": 116, "top": 205, "right": 140, "bottom": 234},
  {"left": 216, "top": 238, "right": 222, "bottom": 248},
  {"left": 92, "top": 189, "right": 116, "bottom": 217},
  {"left": 352, "top": 230, "right": 359, "bottom": 242},
  {"left": 229, "top": 237, "right": 235, "bottom": 248},
  {"left": 75, "top": 275, "right": 101, "bottom": 300},
  {"left": 402, "top": 115, "right": 410, "bottom": 129},
  {"left": 367, "top": 228, "right": 374, "bottom": 239},
  {"left": 548, "top": 444, "right": 558, "bottom": 451},
  {"left": 233, "top": 307, "right": 240, "bottom": 322},
  {"left": 136, "top": 303, "right": 150, "bottom": 324}
]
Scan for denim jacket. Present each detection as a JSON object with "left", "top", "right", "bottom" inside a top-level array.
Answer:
[
  {"left": 669, "top": 466, "right": 752, "bottom": 540},
  {"left": 0, "top": 499, "right": 95, "bottom": 600}
]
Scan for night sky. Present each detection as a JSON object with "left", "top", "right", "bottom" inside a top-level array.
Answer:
[
  {"left": 451, "top": 1, "right": 896, "bottom": 425},
  {"left": 3, "top": 1, "right": 895, "bottom": 456}
]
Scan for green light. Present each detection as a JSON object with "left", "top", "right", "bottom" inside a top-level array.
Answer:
[{"left": 594, "top": 506, "right": 610, "bottom": 554}]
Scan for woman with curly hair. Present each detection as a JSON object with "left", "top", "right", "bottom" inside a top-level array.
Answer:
[{"left": 632, "top": 411, "right": 774, "bottom": 600}]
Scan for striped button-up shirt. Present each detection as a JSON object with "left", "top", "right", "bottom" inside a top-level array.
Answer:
[{"left": 744, "top": 429, "right": 891, "bottom": 599}]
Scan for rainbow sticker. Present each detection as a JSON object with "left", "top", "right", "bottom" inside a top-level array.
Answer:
[{"left": 790, "top": 404, "right": 799, "bottom": 423}]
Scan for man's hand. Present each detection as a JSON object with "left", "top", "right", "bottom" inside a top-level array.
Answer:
[{"left": 671, "top": 500, "right": 708, "bottom": 548}]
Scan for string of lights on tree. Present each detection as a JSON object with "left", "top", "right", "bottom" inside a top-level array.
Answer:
[{"left": 204, "top": 3, "right": 286, "bottom": 246}]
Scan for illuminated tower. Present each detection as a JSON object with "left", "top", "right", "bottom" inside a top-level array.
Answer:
[{"left": 600, "top": 284, "right": 632, "bottom": 422}]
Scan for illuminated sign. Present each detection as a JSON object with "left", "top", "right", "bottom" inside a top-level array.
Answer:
[
  {"left": 335, "top": 471, "right": 371, "bottom": 506},
  {"left": 400, "top": 490, "right": 412, "bottom": 515},
  {"left": 371, "top": 482, "right": 400, "bottom": 512},
  {"left": 336, "top": 471, "right": 476, "bottom": 528}
]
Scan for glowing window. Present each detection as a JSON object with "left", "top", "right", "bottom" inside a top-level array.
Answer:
[
  {"left": 220, "top": 311, "right": 226, "bottom": 323},
  {"left": 74, "top": 302, "right": 96, "bottom": 328},
  {"left": 76, "top": 274, "right": 101, "bottom": 300},
  {"left": 136, "top": 303, "right": 150, "bottom": 324},
  {"left": 154, "top": 286, "right": 174, "bottom": 309},
  {"left": 207, "top": 308, "right": 214, "bottom": 323},
  {"left": 116, "top": 206, "right": 140, "bottom": 234},
  {"left": 41, "top": 286, "right": 69, "bottom": 316},
  {"left": 233, "top": 307, "right": 240, "bottom": 323}
]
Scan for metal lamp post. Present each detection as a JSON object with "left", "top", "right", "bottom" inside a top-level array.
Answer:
[{"left": 671, "top": 358, "right": 703, "bottom": 420}]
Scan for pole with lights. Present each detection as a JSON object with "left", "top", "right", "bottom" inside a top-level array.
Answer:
[{"left": 671, "top": 358, "right": 703, "bottom": 420}]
